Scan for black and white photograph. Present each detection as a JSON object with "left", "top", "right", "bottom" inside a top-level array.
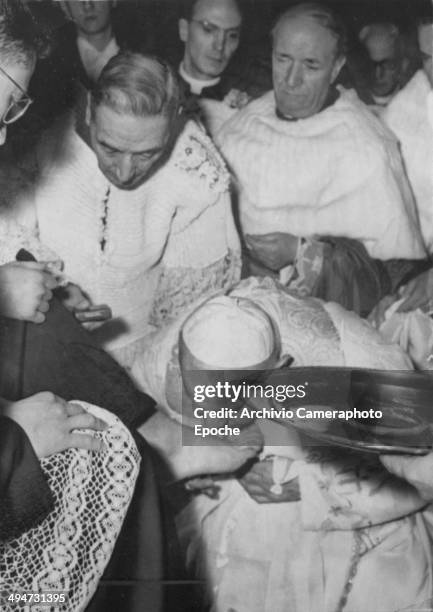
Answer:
[{"left": 0, "top": 0, "right": 433, "bottom": 610}]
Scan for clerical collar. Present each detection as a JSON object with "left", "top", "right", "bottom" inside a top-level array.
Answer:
[
  {"left": 179, "top": 62, "right": 221, "bottom": 95},
  {"left": 276, "top": 86, "right": 340, "bottom": 121}
]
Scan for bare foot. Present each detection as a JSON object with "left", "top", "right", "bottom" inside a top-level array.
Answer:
[{"left": 139, "top": 411, "right": 263, "bottom": 480}]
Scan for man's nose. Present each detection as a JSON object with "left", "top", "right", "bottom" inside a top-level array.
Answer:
[
  {"left": 213, "top": 30, "right": 226, "bottom": 53},
  {"left": 0, "top": 125, "right": 7, "bottom": 146},
  {"left": 375, "top": 64, "right": 385, "bottom": 81},
  {"left": 115, "top": 156, "right": 134, "bottom": 183},
  {"left": 285, "top": 63, "right": 303, "bottom": 88}
]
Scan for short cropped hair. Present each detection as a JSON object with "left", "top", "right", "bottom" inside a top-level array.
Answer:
[
  {"left": 0, "top": 0, "right": 50, "bottom": 65},
  {"left": 272, "top": 2, "right": 347, "bottom": 58},
  {"left": 91, "top": 52, "right": 180, "bottom": 123},
  {"left": 180, "top": 0, "right": 242, "bottom": 21}
]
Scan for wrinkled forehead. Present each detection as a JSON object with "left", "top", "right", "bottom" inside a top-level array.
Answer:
[
  {"left": 91, "top": 105, "right": 170, "bottom": 151},
  {"left": 418, "top": 23, "right": 433, "bottom": 56},
  {"left": 192, "top": 0, "right": 242, "bottom": 28}
]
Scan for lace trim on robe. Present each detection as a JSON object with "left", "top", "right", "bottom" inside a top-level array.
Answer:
[{"left": 150, "top": 250, "right": 241, "bottom": 329}]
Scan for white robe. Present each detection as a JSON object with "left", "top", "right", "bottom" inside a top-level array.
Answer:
[
  {"left": 12, "top": 116, "right": 241, "bottom": 368},
  {"left": 383, "top": 71, "right": 433, "bottom": 253},
  {"left": 216, "top": 87, "right": 426, "bottom": 260}
]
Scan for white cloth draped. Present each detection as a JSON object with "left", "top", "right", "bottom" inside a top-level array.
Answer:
[
  {"left": 383, "top": 71, "right": 433, "bottom": 253},
  {"left": 216, "top": 87, "right": 426, "bottom": 260}
]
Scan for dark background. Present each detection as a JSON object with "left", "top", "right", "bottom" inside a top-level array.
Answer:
[{"left": 30, "top": 0, "right": 433, "bottom": 60}]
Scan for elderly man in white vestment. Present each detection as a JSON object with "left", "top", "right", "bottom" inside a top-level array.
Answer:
[
  {"left": 216, "top": 2, "right": 426, "bottom": 317},
  {"left": 377, "top": 14, "right": 433, "bottom": 316},
  {"left": 13, "top": 51, "right": 241, "bottom": 371}
]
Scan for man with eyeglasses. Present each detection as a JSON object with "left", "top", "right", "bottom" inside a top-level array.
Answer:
[
  {"left": 0, "top": 11, "right": 58, "bottom": 325},
  {"left": 355, "top": 22, "right": 415, "bottom": 115},
  {"left": 0, "top": 65, "right": 32, "bottom": 142},
  {"left": 177, "top": 0, "right": 250, "bottom": 132},
  {"left": 371, "top": 14, "right": 433, "bottom": 319},
  {"left": 0, "top": 58, "right": 60, "bottom": 326},
  {"left": 0, "top": 0, "right": 108, "bottom": 541}
]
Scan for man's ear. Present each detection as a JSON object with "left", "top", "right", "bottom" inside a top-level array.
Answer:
[
  {"left": 331, "top": 55, "right": 346, "bottom": 84},
  {"left": 179, "top": 18, "right": 189, "bottom": 43}
]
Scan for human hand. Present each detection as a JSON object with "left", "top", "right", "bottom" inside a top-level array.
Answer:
[
  {"left": 380, "top": 453, "right": 433, "bottom": 501},
  {"left": 245, "top": 233, "right": 298, "bottom": 272},
  {"left": 60, "top": 283, "right": 91, "bottom": 312},
  {"left": 3, "top": 392, "right": 107, "bottom": 458},
  {"left": 184, "top": 477, "right": 221, "bottom": 499},
  {"left": 140, "top": 413, "right": 262, "bottom": 481},
  {"left": 74, "top": 304, "right": 112, "bottom": 331},
  {"left": 396, "top": 270, "right": 433, "bottom": 313},
  {"left": 0, "top": 261, "right": 58, "bottom": 323},
  {"left": 238, "top": 457, "right": 300, "bottom": 504},
  {"left": 59, "top": 284, "right": 112, "bottom": 330}
]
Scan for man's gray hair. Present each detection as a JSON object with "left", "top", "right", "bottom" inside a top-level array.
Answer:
[
  {"left": 91, "top": 52, "right": 180, "bottom": 123},
  {"left": 272, "top": 2, "right": 347, "bottom": 58}
]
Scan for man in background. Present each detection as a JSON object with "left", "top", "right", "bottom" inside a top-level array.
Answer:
[
  {"left": 356, "top": 21, "right": 415, "bottom": 113},
  {"left": 178, "top": 0, "right": 242, "bottom": 100}
]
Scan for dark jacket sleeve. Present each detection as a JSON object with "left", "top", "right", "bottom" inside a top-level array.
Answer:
[
  {"left": 0, "top": 296, "right": 156, "bottom": 430},
  {"left": 0, "top": 416, "right": 53, "bottom": 542}
]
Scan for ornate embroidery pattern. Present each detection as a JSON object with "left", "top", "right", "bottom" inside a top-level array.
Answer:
[
  {"left": 230, "top": 277, "right": 342, "bottom": 366},
  {"left": 0, "top": 403, "right": 140, "bottom": 612},
  {"left": 149, "top": 251, "right": 240, "bottom": 329},
  {"left": 174, "top": 130, "right": 230, "bottom": 193}
]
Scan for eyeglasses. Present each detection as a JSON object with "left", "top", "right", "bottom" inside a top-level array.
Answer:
[{"left": 0, "top": 65, "right": 33, "bottom": 125}]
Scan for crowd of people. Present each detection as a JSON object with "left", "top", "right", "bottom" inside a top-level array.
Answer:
[{"left": 1, "top": 1, "right": 433, "bottom": 611}]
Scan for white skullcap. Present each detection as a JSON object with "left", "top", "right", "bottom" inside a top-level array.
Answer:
[{"left": 181, "top": 295, "right": 276, "bottom": 369}]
